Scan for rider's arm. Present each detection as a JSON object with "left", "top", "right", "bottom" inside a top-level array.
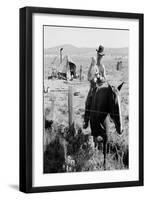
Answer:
[
  {"left": 99, "top": 65, "right": 106, "bottom": 81},
  {"left": 102, "top": 65, "right": 106, "bottom": 80}
]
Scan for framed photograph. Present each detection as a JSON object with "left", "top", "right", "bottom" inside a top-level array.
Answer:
[{"left": 19, "top": 7, "right": 144, "bottom": 193}]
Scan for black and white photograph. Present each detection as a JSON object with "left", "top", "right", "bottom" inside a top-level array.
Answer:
[
  {"left": 43, "top": 25, "right": 129, "bottom": 173},
  {"left": 19, "top": 7, "right": 143, "bottom": 193}
]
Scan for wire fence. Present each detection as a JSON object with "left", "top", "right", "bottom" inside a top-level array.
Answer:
[{"left": 44, "top": 84, "right": 129, "bottom": 118}]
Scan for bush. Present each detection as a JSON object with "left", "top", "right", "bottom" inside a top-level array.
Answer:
[
  {"left": 44, "top": 136, "right": 66, "bottom": 173},
  {"left": 44, "top": 122, "right": 129, "bottom": 173}
]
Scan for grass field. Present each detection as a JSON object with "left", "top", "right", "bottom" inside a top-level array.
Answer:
[{"left": 43, "top": 47, "right": 129, "bottom": 173}]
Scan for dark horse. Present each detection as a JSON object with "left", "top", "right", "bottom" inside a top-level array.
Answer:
[
  {"left": 68, "top": 61, "right": 76, "bottom": 78},
  {"left": 89, "top": 82, "right": 124, "bottom": 169}
]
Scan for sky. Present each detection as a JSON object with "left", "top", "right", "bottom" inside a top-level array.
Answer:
[{"left": 44, "top": 26, "right": 129, "bottom": 49}]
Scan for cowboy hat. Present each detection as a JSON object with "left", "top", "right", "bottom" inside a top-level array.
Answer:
[{"left": 96, "top": 45, "right": 105, "bottom": 56}]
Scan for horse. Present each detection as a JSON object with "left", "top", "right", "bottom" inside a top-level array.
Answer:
[
  {"left": 89, "top": 82, "right": 124, "bottom": 169},
  {"left": 68, "top": 61, "right": 76, "bottom": 78}
]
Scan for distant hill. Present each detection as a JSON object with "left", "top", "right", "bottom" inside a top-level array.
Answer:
[{"left": 44, "top": 44, "right": 128, "bottom": 57}]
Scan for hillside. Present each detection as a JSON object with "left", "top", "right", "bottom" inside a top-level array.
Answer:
[{"left": 44, "top": 44, "right": 128, "bottom": 57}]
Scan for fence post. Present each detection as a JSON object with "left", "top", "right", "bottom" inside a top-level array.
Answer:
[
  {"left": 79, "top": 65, "right": 82, "bottom": 81},
  {"left": 68, "top": 85, "right": 73, "bottom": 127},
  {"left": 116, "top": 61, "right": 119, "bottom": 70},
  {"left": 51, "top": 95, "right": 55, "bottom": 121}
]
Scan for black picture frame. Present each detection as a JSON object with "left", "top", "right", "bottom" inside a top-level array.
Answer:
[{"left": 19, "top": 6, "right": 144, "bottom": 193}]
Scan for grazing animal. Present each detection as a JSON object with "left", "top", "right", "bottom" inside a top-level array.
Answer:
[
  {"left": 68, "top": 61, "right": 76, "bottom": 78},
  {"left": 89, "top": 82, "right": 124, "bottom": 169}
]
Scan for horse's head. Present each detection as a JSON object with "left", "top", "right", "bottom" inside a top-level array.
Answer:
[{"left": 108, "top": 82, "right": 124, "bottom": 135}]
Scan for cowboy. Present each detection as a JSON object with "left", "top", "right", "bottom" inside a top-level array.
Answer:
[
  {"left": 96, "top": 45, "right": 106, "bottom": 83},
  {"left": 83, "top": 45, "right": 106, "bottom": 129}
]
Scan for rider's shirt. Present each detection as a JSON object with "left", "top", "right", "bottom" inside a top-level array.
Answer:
[
  {"left": 88, "top": 63, "right": 106, "bottom": 83},
  {"left": 97, "top": 64, "right": 106, "bottom": 81},
  {"left": 87, "top": 64, "right": 99, "bottom": 81}
]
